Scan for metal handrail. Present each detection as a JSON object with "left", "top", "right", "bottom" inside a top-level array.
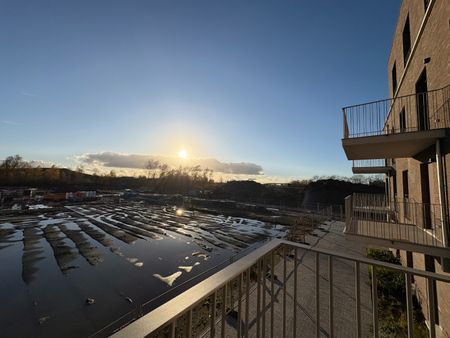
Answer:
[
  {"left": 347, "top": 193, "right": 445, "bottom": 248},
  {"left": 112, "top": 239, "right": 450, "bottom": 338},
  {"left": 342, "top": 85, "right": 450, "bottom": 139}
]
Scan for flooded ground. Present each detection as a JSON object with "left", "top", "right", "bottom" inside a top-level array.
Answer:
[{"left": 0, "top": 201, "right": 286, "bottom": 337}]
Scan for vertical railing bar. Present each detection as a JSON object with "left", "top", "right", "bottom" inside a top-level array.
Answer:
[
  {"left": 329, "top": 255, "right": 334, "bottom": 338},
  {"left": 257, "top": 259, "right": 261, "bottom": 338},
  {"left": 262, "top": 255, "right": 267, "bottom": 338},
  {"left": 371, "top": 266, "right": 379, "bottom": 338},
  {"left": 316, "top": 251, "right": 320, "bottom": 338},
  {"left": 221, "top": 284, "right": 227, "bottom": 338},
  {"left": 210, "top": 291, "right": 217, "bottom": 338},
  {"left": 405, "top": 273, "right": 413, "bottom": 338},
  {"left": 169, "top": 320, "right": 176, "bottom": 338},
  {"left": 245, "top": 268, "right": 250, "bottom": 338},
  {"left": 237, "top": 274, "right": 242, "bottom": 338},
  {"left": 283, "top": 245, "right": 287, "bottom": 338},
  {"left": 270, "top": 250, "right": 275, "bottom": 338},
  {"left": 428, "top": 277, "right": 436, "bottom": 338},
  {"left": 294, "top": 247, "right": 298, "bottom": 338},
  {"left": 186, "top": 309, "right": 193, "bottom": 338},
  {"left": 355, "top": 261, "right": 361, "bottom": 338}
]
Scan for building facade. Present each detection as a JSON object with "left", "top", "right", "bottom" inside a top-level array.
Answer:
[{"left": 342, "top": 0, "right": 450, "bottom": 336}]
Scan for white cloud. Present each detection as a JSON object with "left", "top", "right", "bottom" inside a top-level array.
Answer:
[{"left": 77, "top": 152, "right": 264, "bottom": 176}]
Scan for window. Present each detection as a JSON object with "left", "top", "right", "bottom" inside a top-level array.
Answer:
[
  {"left": 402, "top": 15, "right": 411, "bottom": 65},
  {"left": 393, "top": 174, "right": 397, "bottom": 197},
  {"left": 399, "top": 108, "right": 406, "bottom": 132},
  {"left": 402, "top": 170, "right": 410, "bottom": 218},
  {"left": 391, "top": 63, "right": 397, "bottom": 96},
  {"left": 402, "top": 170, "right": 409, "bottom": 198}
]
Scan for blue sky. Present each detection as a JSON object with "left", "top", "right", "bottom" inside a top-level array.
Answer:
[{"left": 0, "top": 0, "right": 400, "bottom": 181}]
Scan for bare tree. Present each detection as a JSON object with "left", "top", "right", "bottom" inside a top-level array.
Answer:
[{"left": 145, "top": 159, "right": 160, "bottom": 178}]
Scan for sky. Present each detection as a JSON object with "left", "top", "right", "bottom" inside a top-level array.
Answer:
[{"left": 0, "top": 0, "right": 401, "bottom": 182}]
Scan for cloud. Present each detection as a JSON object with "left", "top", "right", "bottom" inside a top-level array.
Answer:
[
  {"left": 77, "top": 152, "right": 264, "bottom": 175},
  {"left": 21, "top": 92, "right": 37, "bottom": 97},
  {"left": 1, "top": 120, "right": 18, "bottom": 126}
]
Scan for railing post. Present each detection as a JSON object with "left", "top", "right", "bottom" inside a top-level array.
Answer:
[
  {"left": 343, "top": 109, "right": 349, "bottom": 138},
  {"left": 221, "top": 285, "right": 227, "bottom": 337},
  {"left": 270, "top": 250, "right": 275, "bottom": 338},
  {"left": 371, "top": 266, "right": 379, "bottom": 338},
  {"left": 345, "top": 195, "right": 353, "bottom": 233},
  {"left": 237, "top": 274, "right": 242, "bottom": 338},
  {"left": 355, "top": 261, "right": 361, "bottom": 338},
  {"left": 316, "top": 252, "right": 320, "bottom": 338},
  {"left": 282, "top": 246, "right": 287, "bottom": 338},
  {"left": 245, "top": 268, "right": 250, "bottom": 338},
  {"left": 257, "top": 260, "right": 261, "bottom": 338},
  {"left": 329, "top": 255, "right": 334, "bottom": 338},
  {"left": 186, "top": 309, "right": 192, "bottom": 338},
  {"left": 210, "top": 292, "right": 217, "bottom": 338},
  {"left": 428, "top": 278, "right": 437, "bottom": 338},
  {"left": 436, "top": 139, "right": 449, "bottom": 247},
  {"left": 293, "top": 248, "right": 298, "bottom": 338},
  {"left": 405, "top": 273, "right": 414, "bottom": 338}
]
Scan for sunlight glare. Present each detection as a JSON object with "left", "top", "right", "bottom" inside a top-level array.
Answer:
[{"left": 178, "top": 149, "right": 187, "bottom": 159}]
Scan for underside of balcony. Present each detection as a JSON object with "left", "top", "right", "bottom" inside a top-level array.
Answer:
[{"left": 342, "top": 128, "right": 448, "bottom": 160}]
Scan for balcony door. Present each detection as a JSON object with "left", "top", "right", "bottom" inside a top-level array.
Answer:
[{"left": 416, "top": 69, "right": 429, "bottom": 131}]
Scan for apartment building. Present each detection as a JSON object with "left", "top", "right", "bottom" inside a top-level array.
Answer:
[{"left": 342, "top": 0, "right": 450, "bottom": 335}]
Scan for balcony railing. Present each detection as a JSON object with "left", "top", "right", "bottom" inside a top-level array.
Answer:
[
  {"left": 111, "top": 239, "right": 450, "bottom": 338},
  {"left": 343, "top": 85, "right": 450, "bottom": 139},
  {"left": 352, "top": 159, "right": 387, "bottom": 168},
  {"left": 345, "top": 193, "right": 444, "bottom": 248},
  {"left": 351, "top": 159, "right": 393, "bottom": 174}
]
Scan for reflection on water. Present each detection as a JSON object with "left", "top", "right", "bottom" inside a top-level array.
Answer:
[{"left": 0, "top": 202, "right": 285, "bottom": 337}]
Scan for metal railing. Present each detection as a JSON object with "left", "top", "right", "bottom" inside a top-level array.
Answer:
[
  {"left": 352, "top": 159, "right": 388, "bottom": 168},
  {"left": 346, "top": 193, "right": 444, "bottom": 247},
  {"left": 111, "top": 239, "right": 450, "bottom": 338},
  {"left": 343, "top": 85, "right": 450, "bottom": 138},
  {"left": 87, "top": 203, "right": 344, "bottom": 338}
]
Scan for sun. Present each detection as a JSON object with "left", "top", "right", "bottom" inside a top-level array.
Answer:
[{"left": 178, "top": 149, "right": 187, "bottom": 159}]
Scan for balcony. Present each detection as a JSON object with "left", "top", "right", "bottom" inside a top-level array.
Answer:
[
  {"left": 342, "top": 85, "right": 450, "bottom": 160},
  {"left": 352, "top": 159, "right": 393, "bottom": 174},
  {"left": 110, "top": 239, "right": 450, "bottom": 338},
  {"left": 344, "top": 193, "right": 448, "bottom": 255}
]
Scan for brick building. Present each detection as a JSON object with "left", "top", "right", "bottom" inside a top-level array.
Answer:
[{"left": 342, "top": 0, "right": 450, "bottom": 336}]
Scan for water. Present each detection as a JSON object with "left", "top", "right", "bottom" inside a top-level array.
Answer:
[{"left": 0, "top": 202, "right": 285, "bottom": 337}]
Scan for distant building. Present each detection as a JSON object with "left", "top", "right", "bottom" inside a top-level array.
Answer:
[{"left": 342, "top": 0, "right": 450, "bottom": 335}]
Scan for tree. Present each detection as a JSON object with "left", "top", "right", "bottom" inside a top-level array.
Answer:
[
  {"left": 145, "top": 159, "right": 160, "bottom": 178},
  {"left": 0, "top": 154, "right": 30, "bottom": 169}
]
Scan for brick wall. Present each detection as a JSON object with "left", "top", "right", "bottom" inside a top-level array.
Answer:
[{"left": 387, "top": 0, "right": 450, "bottom": 335}]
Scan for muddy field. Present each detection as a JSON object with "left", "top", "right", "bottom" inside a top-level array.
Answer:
[{"left": 0, "top": 201, "right": 286, "bottom": 337}]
